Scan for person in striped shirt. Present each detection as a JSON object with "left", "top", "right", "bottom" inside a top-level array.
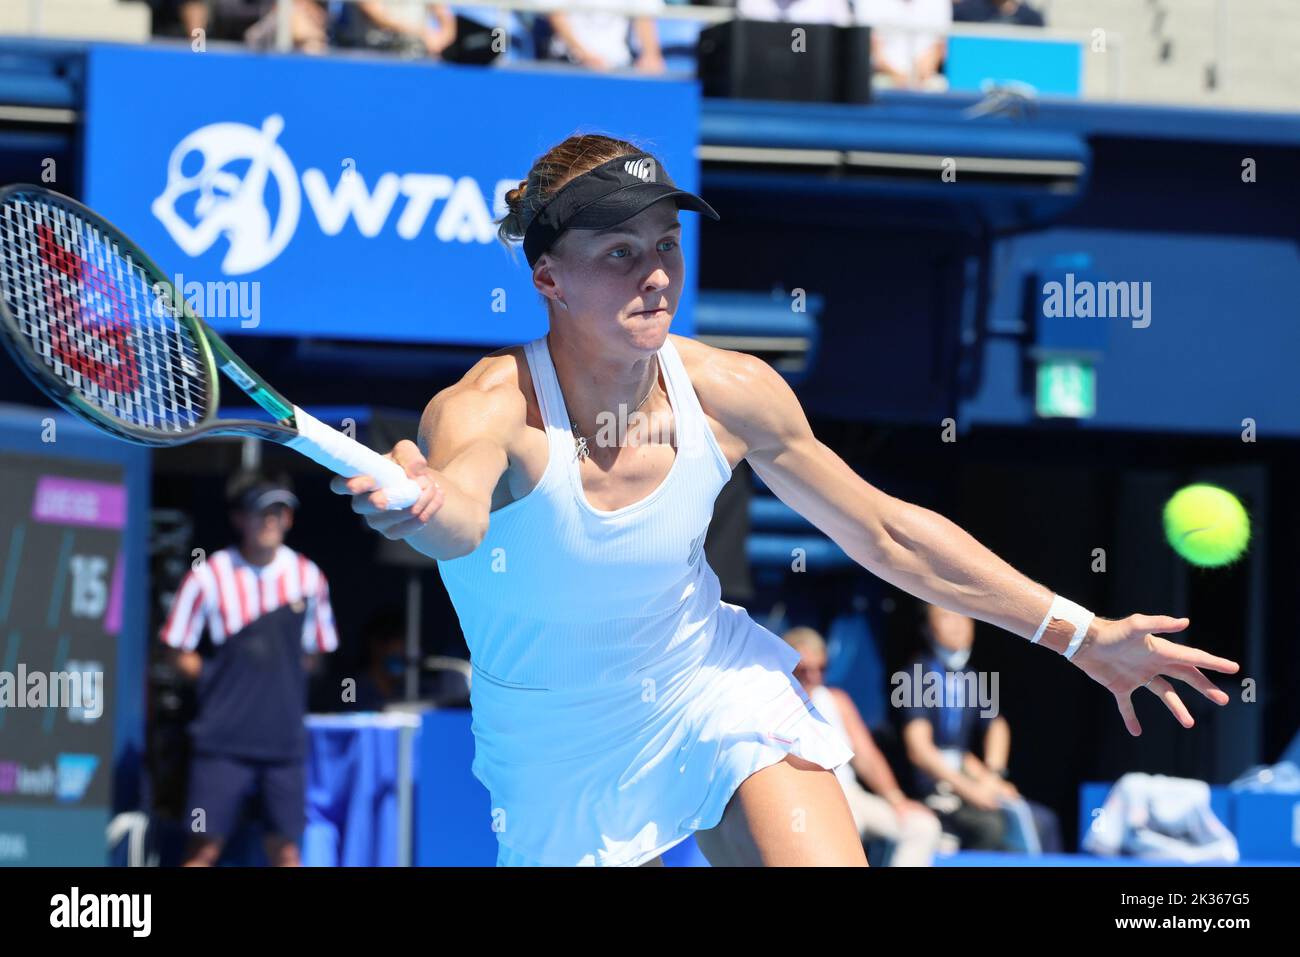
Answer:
[{"left": 160, "top": 470, "right": 337, "bottom": 866}]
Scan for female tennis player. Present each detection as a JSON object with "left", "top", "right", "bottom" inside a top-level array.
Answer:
[{"left": 333, "top": 134, "right": 1239, "bottom": 867}]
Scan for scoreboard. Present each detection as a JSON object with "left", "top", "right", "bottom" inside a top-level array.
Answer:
[{"left": 0, "top": 407, "right": 148, "bottom": 865}]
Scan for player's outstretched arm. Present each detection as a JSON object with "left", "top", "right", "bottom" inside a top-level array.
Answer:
[
  {"left": 331, "top": 380, "right": 516, "bottom": 561},
  {"left": 710, "top": 349, "right": 1240, "bottom": 736}
]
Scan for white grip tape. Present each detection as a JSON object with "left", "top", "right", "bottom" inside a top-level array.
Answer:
[{"left": 287, "top": 407, "right": 420, "bottom": 510}]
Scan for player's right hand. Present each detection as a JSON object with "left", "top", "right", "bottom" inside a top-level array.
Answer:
[{"left": 330, "top": 439, "right": 445, "bottom": 540}]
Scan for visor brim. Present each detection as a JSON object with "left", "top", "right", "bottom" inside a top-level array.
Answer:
[{"left": 564, "top": 184, "right": 720, "bottom": 230}]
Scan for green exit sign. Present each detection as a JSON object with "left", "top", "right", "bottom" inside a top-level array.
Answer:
[{"left": 1036, "top": 359, "right": 1095, "bottom": 419}]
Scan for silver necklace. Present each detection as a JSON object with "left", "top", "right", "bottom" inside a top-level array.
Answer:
[{"left": 568, "top": 358, "right": 659, "bottom": 462}]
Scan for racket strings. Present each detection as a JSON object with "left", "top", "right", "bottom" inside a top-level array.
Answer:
[{"left": 0, "top": 193, "right": 211, "bottom": 434}]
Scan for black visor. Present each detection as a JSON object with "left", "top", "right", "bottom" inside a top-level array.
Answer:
[{"left": 522, "top": 152, "right": 719, "bottom": 268}]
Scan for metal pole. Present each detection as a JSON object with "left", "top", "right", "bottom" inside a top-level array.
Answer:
[
  {"left": 275, "top": 0, "right": 293, "bottom": 53},
  {"left": 240, "top": 436, "right": 261, "bottom": 470},
  {"left": 405, "top": 568, "right": 421, "bottom": 701},
  {"left": 1213, "top": 0, "right": 1228, "bottom": 95},
  {"left": 396, "top": 723, "right": 413, "bottom": 867},
  {"left": 1107, "top": 32, "right": 1124, "bottom": 100}
]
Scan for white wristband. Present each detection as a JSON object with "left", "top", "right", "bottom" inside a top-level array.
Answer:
[{"left": 1030, "top": 594, "right": 1095, "bottom": 660}]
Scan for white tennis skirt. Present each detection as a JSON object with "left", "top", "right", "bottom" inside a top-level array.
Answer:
[{"left": 470, "top": 600, "right": 855, "bottom": 867}]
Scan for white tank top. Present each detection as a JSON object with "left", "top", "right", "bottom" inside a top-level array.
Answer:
[
  {"left": 809, "top": 683, "right": 858, "bottom": 791},
  {"left": 436, "top": 332, "right": 735, "bottom": 691}
]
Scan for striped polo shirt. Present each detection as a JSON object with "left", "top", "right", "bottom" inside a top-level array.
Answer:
[{"left": 160, "top": 545, "right": 337, "bottom": 759}]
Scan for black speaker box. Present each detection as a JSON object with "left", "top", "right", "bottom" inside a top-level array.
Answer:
[
  {"left": 697, "top": 19, "right": 842, "bottom": 103},
  {"left": 442, "top": 15, "right": 505, "bottom": 66},
  {"left": 838, "top": 24, "right": 874, "bottom": 104}
]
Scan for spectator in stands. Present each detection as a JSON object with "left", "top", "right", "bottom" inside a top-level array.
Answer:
[
  {"left": 734, "top": 0, "right": 852, "bottom": 26},
  {"left": 243, "top": 0, "right": 333, "bottom": 52},
  {"left": 345, "top": 610, "right": 409, "bottom": 712},
  {"left": 899, "top": 602, "right": 1063, "bottom": 852},
  {"left": 177, "top": 0, "right": 264, "bottom": 40},
  {"left": 784, "top": 626, "right": 944, "bottom": 865},
  {"left": 953, "top": 0, "right": 1044, "bottom": 27},
  {"left": 159, "top": 470, "right": 338, "bottom": 866},
  {"left": 853, "top": 0, "right": 952, "bottom": 90},
  {"left": 178, "top": 0, "right": 328, "bottom": 52},
  {"left": 332, "top": 1, "right": 458, "bottom": 57},
  {"left": 546, "top": 0, "right": 667, "bottom": 73}
]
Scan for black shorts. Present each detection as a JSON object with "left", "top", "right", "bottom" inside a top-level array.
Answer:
[{"left": 186, "top": 753, "right": 305, "bottom": 844}]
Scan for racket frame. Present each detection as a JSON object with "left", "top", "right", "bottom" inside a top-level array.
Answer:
[
  {"left": 0, "top": 184, "right": 302, "bottom": 447},
  {"left": 0, "top": 184, "right": 422, "bottom": 510}
]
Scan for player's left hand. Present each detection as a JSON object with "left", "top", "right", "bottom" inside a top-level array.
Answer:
[{"left": 1069, "top": 615, "right": 1239, "bottom": 736}]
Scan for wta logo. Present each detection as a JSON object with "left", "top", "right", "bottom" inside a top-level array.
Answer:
[
  {"left": 624, "top": 157, "right": 656, "bottom": 182},
  {"left": 151, "top": 116, "right": 514, "bottom": 275},
  {"left": 152, "top": 116, "right": 299, "bottom": 276}
]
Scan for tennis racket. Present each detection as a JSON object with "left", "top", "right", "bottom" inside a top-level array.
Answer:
[{"left": 0, "top": 184, "right": 419, "bottom": 509}]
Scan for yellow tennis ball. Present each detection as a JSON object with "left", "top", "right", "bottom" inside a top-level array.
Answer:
[{"left": 1163, "top": 484, "right": 1250, "bottom": 568}]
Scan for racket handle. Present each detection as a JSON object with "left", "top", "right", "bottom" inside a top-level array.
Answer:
[{"left": 287, "top": 407, "right": 421, "bottom": 510}]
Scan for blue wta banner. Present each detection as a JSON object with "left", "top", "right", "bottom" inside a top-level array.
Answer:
[{"left": 83, "top": 45, "right": 705, "bottom": 344}]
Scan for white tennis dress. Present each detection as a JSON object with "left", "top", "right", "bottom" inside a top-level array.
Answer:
[{"left": 435, "top": 333, "right": 855, "bottom": 866}]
